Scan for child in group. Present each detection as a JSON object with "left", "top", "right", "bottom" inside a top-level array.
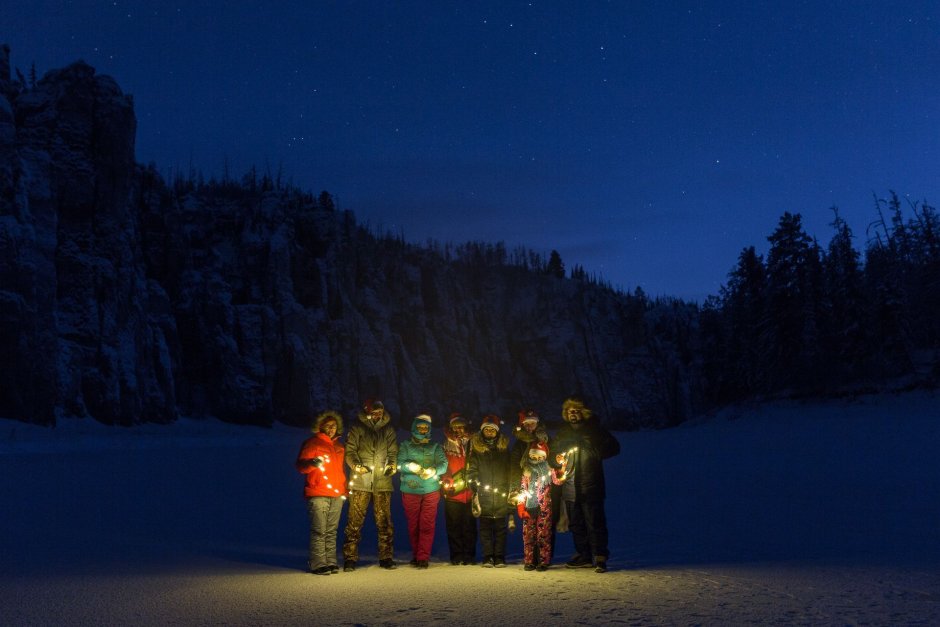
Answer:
[
  {"left": 398, "top": 414, "right": 448, "bottom": 568},
  {"left": 466, "top": 414, "right": 513, "bottom": 568},
  {"left": 516, "top": 440, "right": 566, "bottom": 571},
  {"left": 295, "top": 410, "right": 347, "bottom": 575},
  {"left": 440, "top": 413, "right": 477, "bottom": 565}
]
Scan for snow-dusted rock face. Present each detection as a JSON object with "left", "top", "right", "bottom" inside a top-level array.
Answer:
[{"left": 1, "top": 54, "right": 696, "bottom": 429}]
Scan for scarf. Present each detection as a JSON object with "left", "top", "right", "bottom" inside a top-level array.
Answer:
[
  {"left": 442, "top": 433, "right": 468, "bottom": 457},
  {"left": 523, "top": 459, "right": 552, "bottom": 510}
]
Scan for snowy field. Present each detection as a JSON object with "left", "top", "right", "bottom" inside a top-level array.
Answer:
[{"left": 1, "top": 391, "right": 938, "bottom": 625}]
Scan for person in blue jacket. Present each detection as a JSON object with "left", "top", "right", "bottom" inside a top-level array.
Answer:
[{"left": 398, "top": 414, "right": 448, "bottom": 568}]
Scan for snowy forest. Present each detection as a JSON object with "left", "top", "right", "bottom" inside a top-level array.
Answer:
[{"left": 1, "top": 52, "right": 938, "bottom": 431}]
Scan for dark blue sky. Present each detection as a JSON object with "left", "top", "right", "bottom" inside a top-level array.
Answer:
[{"left": 5, "top": 1, "right": 939, "bottom": 300}]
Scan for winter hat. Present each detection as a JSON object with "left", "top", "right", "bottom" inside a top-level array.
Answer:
[
  {"left": 517, "top": 409, "right": 539, "bottom": 427},
  {"left": 363, "top": 398, "right": 384, "bottom": 413},
  {"left": 528, "top": 441, "right": 549, "bottom": 460},
  {"left": 480, "top": 414, "right": 502, "bottom": 432},
  {"left": 562, "top": 396, "right": 592, "bottom": 421},
  {"left": 448, "top": 412, "right": 467, "bottom": 429},
  {"left": 411, "top": 414, "right": 432, "bottom": 440}
]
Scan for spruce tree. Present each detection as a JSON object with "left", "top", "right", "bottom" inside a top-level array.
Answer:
[
  {"left": 821, "top": 208, "right": 867, "bottom": 382},
  {"left": 763, "top": 212, "right": 821, "bottom": 391},
  {"left": 546, "top": 250, "right": 565, "bottom": 279}
]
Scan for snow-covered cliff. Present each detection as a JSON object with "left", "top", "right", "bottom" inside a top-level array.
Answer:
[{"left": 0, "top": 52, "right": 696, "bottom": 429}]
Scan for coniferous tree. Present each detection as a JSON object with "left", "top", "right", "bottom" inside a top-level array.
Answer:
[
  {"left": 910, "top": 202, "right": 940, "bottom": 350},
  {"left": 719, "top": 246, "right": 766, "bottom": 399},
  {"left": 546, "top": 250, "right": 565, "bottom": 279},
  {"left": 865, "top": 194, "right": 913, "bottom": 373},
  {"left": 819, "top": 208, "right": 868, "bottom": 382},
  {"left": 763, "top": 212, "right": 822, "bottom": 390},
  {"left": 318, "top": 190, "right": 335, "bottom": 212}
]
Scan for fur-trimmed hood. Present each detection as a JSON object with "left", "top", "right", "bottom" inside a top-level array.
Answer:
[
  {"left": 357, "top": 408, "right": 391, "bottom": 430},
  {"left": 562, "top": 396, "right": 593, "bottom": 422},
  {"left": 470, "top": 431, "right": 509, "bottom": 454},
  {"left": 312, "top": 410, "right": 343, "bottom": 435},
  {"left": 513, "top": 423, "right": 549, "bottom": 445}
]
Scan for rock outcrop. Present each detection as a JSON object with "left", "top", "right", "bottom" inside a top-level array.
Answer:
[{"left": 0, "top": 51, "right": 699, "bottom": 429}]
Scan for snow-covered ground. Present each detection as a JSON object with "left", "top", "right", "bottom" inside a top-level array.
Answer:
[{"left": 1, "top": 391, "right": 938, "bottom": 625}]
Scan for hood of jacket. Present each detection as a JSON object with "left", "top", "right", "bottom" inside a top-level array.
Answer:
[
  {"left": 513, "top": 423, "right": 548, "bottom": 445},
  {"left": 312, "top": 410, "right": 344, "bottom": 435},
  {"left": 470, "top": 431, "right": 509, "bottom": 454},
  {"left": 357, "top": 408, "right": 391, "bottom": 430}
]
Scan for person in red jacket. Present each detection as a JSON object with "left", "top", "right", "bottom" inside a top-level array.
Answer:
[
  {"left": 296, "top": 410, "right": 347, "bottom": 575},
  {"left": 440, "top": 413, "right": 477, "bottom": 565}
]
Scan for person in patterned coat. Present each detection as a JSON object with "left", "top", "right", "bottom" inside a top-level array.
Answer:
[
  {"left": 440, "top": 412, "right": 477, "bottom": 565},
  {"left": 342, "top": 399, "right": 399, "bottom": 571},
  {"left": 514, "top": 440, "right": 565, "bottom": 571}
]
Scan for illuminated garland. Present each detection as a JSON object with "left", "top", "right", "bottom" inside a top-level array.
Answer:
[
  {"left": 556, "top": 446, "right": 578, "bottom": 482},
  {"left": 342, "top": 445, "right": 578, "bottom": 504},
  {"left": 307, "top": 454, "right": 346, "bottom": 500},
  {"left": 466, "top": 477, "right": 511, "bottom": 498}
]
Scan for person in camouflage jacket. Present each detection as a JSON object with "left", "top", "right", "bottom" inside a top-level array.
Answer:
[{"left": 342, "top": 399, "right": 399, "bottom": 570}]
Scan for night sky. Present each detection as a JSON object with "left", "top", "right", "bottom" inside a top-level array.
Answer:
[{"left": 5, "top": 1, "right": 939, "bottom": 300}]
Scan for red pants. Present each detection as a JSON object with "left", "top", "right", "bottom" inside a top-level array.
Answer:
[{"left": 402, "top": 491, "right": 441, "bottom": 561}]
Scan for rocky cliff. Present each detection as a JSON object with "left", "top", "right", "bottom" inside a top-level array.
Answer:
[{"left": 0, "top": 52, "right": 698, "bottom": 429}]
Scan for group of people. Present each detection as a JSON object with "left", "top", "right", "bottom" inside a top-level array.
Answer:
[{"left": 295, "top": 396, "right": 620, "bottom": 575}]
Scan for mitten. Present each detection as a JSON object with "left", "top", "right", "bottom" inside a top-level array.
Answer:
[{"left": 516, "top": 502, "right": 530, "bottom": 520}]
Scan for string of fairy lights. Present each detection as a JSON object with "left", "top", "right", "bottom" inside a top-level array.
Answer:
[
  {"left": 310, "top": 453, "right": 347, "bottom": 500},
  {"left": 335, "top": 445, "right": 580, "bottom": 501}
]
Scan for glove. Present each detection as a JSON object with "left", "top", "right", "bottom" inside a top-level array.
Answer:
[
  {"left": 383, "top": 465, "right": 396, "bottom": 476},
  {"left": 441, "top": 477, "right": 454, "bottom": 491},
  {"left": 355, "top": 464, "right": 370, "bottom": 474},
  {"left": 404, "top": 462, "right": 421, "bottom": 473},
  {"left": 516, "top": 502, "right": 530, "bottom": 519},
  {"left": 507, "top": 515, "right": 516, "bottom": 532},
  {"left": 419, "top": 468, "right": 436, "bottom": 480}
]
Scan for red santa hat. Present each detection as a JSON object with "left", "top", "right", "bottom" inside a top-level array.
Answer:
[
  {"left": 528, "top": 441, "right": 549, "bottom": 459},
  {"left": 363, "top": 398, "right": 384, "bottom": 413},
  {"left": 517, "top": 409, "right": 539, "bottom": 426},
  {"left": 480, "top": 414, "right": 502, "bottom": 431}
]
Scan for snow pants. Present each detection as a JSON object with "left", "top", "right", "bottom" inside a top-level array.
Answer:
[
  {"left": 478, "top": 515, "right": 507, "bottom": 561},
  {"left": 566, "top": 499, "right": 609, "bottom": 561},
  {"left": 402, "top": 490, "right": 441, "bottom": 561},
  {"left": 306, "top": 495, "right": 344, "bottom": 570},
  {"left": 343, "top": 490, "right": 394, "bottom": 562},
  {"left": 444, "top": 498, "right": 477, "bottom": 563}
]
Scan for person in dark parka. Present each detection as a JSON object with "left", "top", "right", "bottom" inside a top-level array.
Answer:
[
  {"left": 466, "top": 414, "right": 513, "bottom": 568},
  {"left": 551, "top": 396, "right": 620, "bottom": 573}
]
